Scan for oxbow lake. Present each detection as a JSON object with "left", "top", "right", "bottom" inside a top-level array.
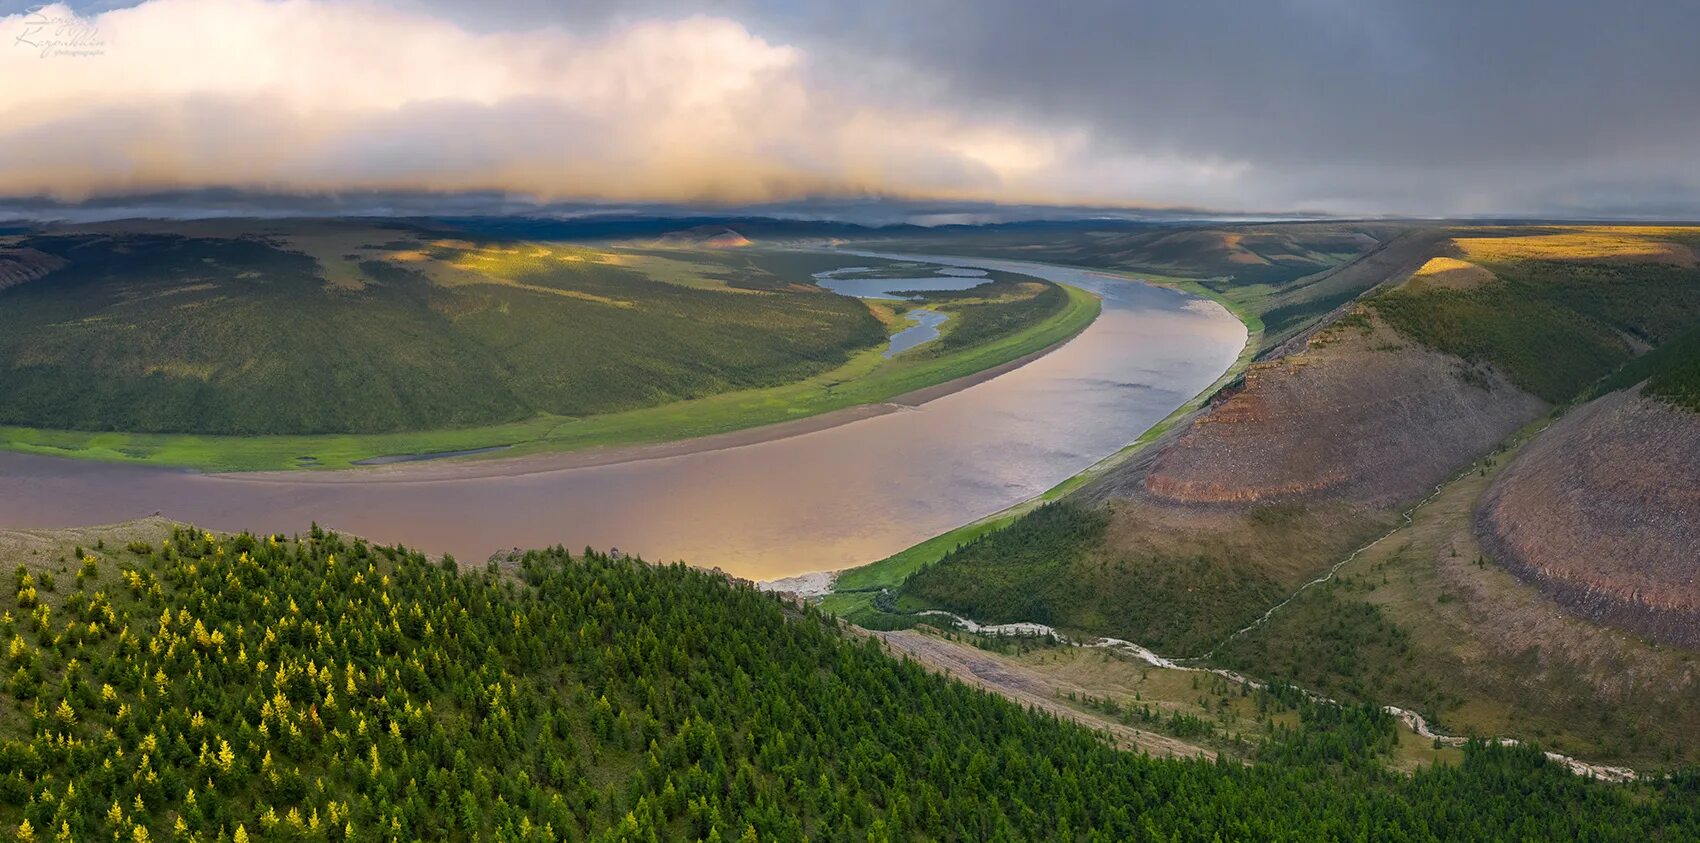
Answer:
[
  {"left": 0, "top": 254, "right": 1246, "bottom": 581},
  {"left": 809, "top": 266, "right": 973, "bottom": 359}
]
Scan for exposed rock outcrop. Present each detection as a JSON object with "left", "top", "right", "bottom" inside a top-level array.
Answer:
[{"left": 1477, "top": 388, "right": 1700, "bottom": 647}]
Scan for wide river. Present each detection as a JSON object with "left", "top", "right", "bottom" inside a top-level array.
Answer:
[{"left": 0, "top": 254, "right": 1245, "bottom": 580}]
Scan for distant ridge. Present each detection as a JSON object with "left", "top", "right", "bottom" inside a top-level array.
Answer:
[
  {"left": 645, "top": 224, "right": 755, "bottom": 249},
  {"left": 0, "top": 246, "right": 68, "bottom": 292}
]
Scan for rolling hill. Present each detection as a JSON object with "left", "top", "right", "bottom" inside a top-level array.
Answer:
[
  {"left": 3, "top": 520, "right": 1698, "bottom": 841},
  {"left": 863, "top": 220, "right": 1446, "bottom": 351},
  {"left": 1476, "top": 322, "right": 1700, "bottom": 648},
  {"left": 0, "top": 223, "right": 885, "bottom": 436}
]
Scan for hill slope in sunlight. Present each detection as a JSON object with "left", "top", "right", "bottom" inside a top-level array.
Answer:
[{"left": 0, "top": 222, "right": 884, "bottom": 436}]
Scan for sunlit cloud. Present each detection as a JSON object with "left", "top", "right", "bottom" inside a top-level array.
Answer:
[
  {"left": 8, "top": 0, "right": 1696, "bottom": 216},
  {"left": 0, "top": 0, "right": 1244, "bottom": 208}
]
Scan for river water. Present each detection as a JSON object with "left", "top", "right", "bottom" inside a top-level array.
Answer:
[
  {"left": 0, "top": 254, "right": 1245, "bottom": 580},
  {"left": 883, "top": 308, "right": 949, "bottom": 358}
]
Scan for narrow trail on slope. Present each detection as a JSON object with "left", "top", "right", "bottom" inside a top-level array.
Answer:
[
  {"left": 904, "top": 604, "right": 1634, "bottom": 781},
  {"left": 1186, "top": 420, "right": 1553, "bottom": 663},
  {"left": 866, "top": 627, "right": 1218, "bottom": 761},
  {"left": 1186, "top": 469, "right": 1474, "bottom": 663}
]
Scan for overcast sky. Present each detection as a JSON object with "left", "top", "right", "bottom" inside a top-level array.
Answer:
[{"left": 3, "top": 0, "right": 1698, "bottom": 217}]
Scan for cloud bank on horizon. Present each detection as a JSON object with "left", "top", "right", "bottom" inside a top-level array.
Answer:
[{"left": 3, "top": 0, "right": 1698, "bottom": 218}]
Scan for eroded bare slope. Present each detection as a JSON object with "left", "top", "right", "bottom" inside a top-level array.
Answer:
[
  {"left": 1144, "top": 315, "right": 1545, "bottom": 508},
  {"left": 1016, "top": 308, "right": 1551, "bottom": 653},
  {"left": 1478, "top": 388, "right": 1700, "bottom": 647}
]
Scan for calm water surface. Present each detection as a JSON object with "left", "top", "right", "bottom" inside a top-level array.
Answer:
[
  {"left": 0, "top": 254, "right": 1245, "bottom": 580},
  {"left": 812, "top": 266, "right": 988, "bottom": 300},
  {"left": 883, "top": 308, "right": 949, "bottom": 358}
]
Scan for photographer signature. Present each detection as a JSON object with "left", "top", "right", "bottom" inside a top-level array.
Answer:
[{"left": 12, "top": 5, "right": 106, "bottom": 58}]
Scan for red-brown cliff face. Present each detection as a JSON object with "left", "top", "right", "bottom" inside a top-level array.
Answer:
[
  {"left": 1477, "top": 388, "right": 1700, "bottom": 647},
  {"left": 1141, "top": 315, "right": 1547, "bottom": 509}
]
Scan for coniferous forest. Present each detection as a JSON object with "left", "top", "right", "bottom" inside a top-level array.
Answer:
[{"left": 3, "top": 527, "right": 1699, "bottom": 841}]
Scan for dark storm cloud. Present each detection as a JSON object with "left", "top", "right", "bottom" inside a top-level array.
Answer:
[
  {"left": 4, "top": 0, "right": 1697, "bottom": 216},
  {"left": 491, "top": 0, "right": 1700, "bottom": 215},
  {"left": 778, "top": 0, "right": 1700, "bottom": 214}
]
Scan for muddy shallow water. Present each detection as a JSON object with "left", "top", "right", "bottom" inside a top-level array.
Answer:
[{"left": 0, "top": 254, "right": 1245, "bottom": 580}]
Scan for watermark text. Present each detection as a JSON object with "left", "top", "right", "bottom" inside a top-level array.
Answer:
[{"left": 12, "top": 5, "right": 106, "bottom": 58}]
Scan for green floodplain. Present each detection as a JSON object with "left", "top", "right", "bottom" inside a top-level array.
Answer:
[{"left": 0, "top": 225, "right": 1099, "bottom": 472}]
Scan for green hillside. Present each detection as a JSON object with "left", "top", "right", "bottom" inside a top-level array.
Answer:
[
  {"left": 862, "top": 221, "right": 1439, "bottom": 352},
  {"left": 1370, "top": 258, "right": 1700, "bottom": 403},
  {"left": 0, "top": 232, "right": 884, "bottom": 436},
  {"left": 898, "top": 503, "right": 1112, "bottom": 629},
  {"left": 1600, "top": 320, "right": 1700, "bottom": 411},
  {"left": 866, "top": 223, "right": 1377, "bottom": 287},
  {"left": 5, "top": 525, "right": 1700, "bottom": 841},
  {"left": 894, "top": 502, "right": 1367, "bottom": 655}
]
